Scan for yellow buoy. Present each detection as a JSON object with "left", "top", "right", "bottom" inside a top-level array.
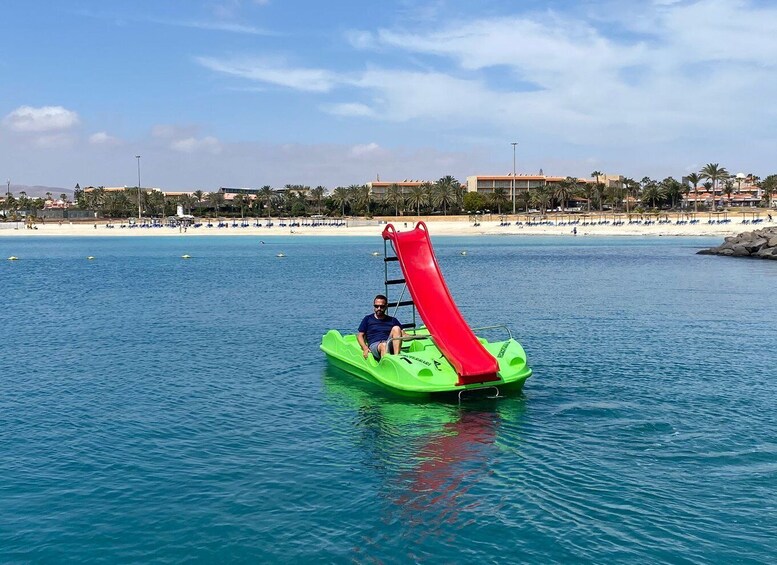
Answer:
[
  {"left": 8, "top": 256, "right": 18, "bottom": 261},
  {"left": 181, "top": 254, "right": 191, "bottom": 259}
]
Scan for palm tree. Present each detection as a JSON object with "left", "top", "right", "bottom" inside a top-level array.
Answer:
[
  {"left": 5, "top": 194, "right": 17, "bottom": 215},
  {"left": 110, "top": 190, "right": 134, "bottom": 217},
  {"left": 348, "top": 184, "right": 370, "bottom": 216},
  {"left": 761, "top": 174, "right": 777, "bottom": 208},
  {"left": 311, "top": 186, "right": 326, "bottom": 214},
  {"left": 385, "top": 183, "right": 404, "bottom": 216},
  {"left": 686, "top": 172, "right": 701, "bottom": 213},
  {"left": 434, "top": 176, "right": 458, "bottom": 215},
  {"left": 723, "top": 179, "right": 734, "bottom": 207},
  {"left": 660, "top": 177, "right": 682, "bottom": 209},
  {"left": 491, "top": 186, "right": 509, "bottom": 214},
  {"left": 207, "top": 191, "right": 225, "bottom": 217},
  {"left": 90, "top": 187, "right": 106, "bottom": 213},
  {"left": 74, "top": 184, "right": 85, "bottom": 208},
  {"left": 579, "top": 181, "right": 596, "bottom": 213},
  {"left": 407, "top": 185, "right": 426, "bottom": 216},
  {"left": 604, "top": 185, "right": 620, "bottom": 211},
  {"left": 680, "top": 183, "right": 690, "bottom": 209},
  {"left": 621, "top": 178, "right": 634, "bottom": 213},
  {"left": 553, "top": 177, "right": 577, "bottom": 212},
  {"left": 257, "top": 186, "right": 275, "bottom": 218},
  {"left": 641, "top": 182, "right": 666, "bottom": 209},
  {"left": 421, "top": 182, "right": 435, "bottom": 213},
  {"left": 453, "top": 182, "right": 467, "bottom": 213},
  {"left": 193, "top": 190, "right": 205, "bottom": 214},
  {"left": 145, "top": 190, "right": 165, "bottom": 217},
  {"left": 699, "top": 163, "right": 729, "bottom": 211},
  {"left": 331, "top": 187, "right": 350, "bottom": 217},
  {"left": 516, "top": 189, "right": 530, "bottom": 213},
  {"left": 530, "top": 186, "right": 552, "bottom": 215},
  {"left": 233, "top": 193, "right": 252, "bottom": 218},
  {"left": 590, "top": 170, "right": 603, "bottom": 211}
]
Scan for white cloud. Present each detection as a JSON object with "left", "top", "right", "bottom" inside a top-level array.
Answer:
[
  {"left": 173, "top": 20, "right": 268, "bottom": 35},
  {"left": 346, "top": 30, "right": 374, "bottom": 49},
  {"left": 323, "top": 0, "right": 777, "bottom": 145},
  {"left": 325, "top": 103, "right": 375, "bottom": 117},
  {"left": 34, "top": 133, "right": 75, "bottom": 148},
  {"left": 196, "top": 56, "right": 338, "bottom": 92},
  {"left": 3, "top": 105, "right": 79, "bottom": 132},
  {"left": 151, "top": 124, "right": 180, "bottom": 138},
  {"left": 151, "top": 124, "right": 199, "bottom": 139},
  {"left": 350, "top": 142, "right": 381, "bottom": 157},
  {"left": 171, "top": 136, "right": 222, "bottom": 154},
  {"left": 89, "top": 131, "right": 121, "bottom": 145}
]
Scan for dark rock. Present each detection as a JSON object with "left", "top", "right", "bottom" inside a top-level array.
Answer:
[
  {"left": 744, "top": 237, "right": 768, "bottom": 252},
  {"left": 755, "top": 247, "right": 777, "bottom": 259},
  {"left": 700, "top": 227, "right": 777, "bottom": 260}
]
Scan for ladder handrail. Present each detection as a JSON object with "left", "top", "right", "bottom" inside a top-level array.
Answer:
[{"left": 384, "top": 238, "right": 416, "bottom": 329}]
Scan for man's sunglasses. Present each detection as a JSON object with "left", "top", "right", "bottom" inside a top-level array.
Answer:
[{"left": 373, "top": 304, "right": 387, "bottom": 309}]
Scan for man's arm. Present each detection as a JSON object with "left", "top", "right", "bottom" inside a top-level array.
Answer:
[{"left": 357, "top": 331, "right": 370, "bottom": 358}]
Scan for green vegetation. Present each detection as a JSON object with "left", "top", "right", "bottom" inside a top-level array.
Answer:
[{"left": 3, "top": 165, "right": 776, "bottom": 221}]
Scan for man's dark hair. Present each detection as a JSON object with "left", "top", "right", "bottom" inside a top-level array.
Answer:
[{"left": 374, "top": 294, "right": 388, "bottom": 302}]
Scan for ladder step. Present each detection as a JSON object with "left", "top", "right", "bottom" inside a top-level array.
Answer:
[
  {"left": 388, "top": 300, "right": 414, "bottom": 308},
  {"left": 385, "top": 278, "right": 406, "bottom": 285},
  {"left": 384, "top": 257, "right": 399, "bottom": 262},
  {"left": 400, "top": 323, "right": 416, "bottom": 329}
]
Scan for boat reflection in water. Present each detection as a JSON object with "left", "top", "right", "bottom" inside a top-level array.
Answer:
[{"left": 322, "top": 366, "right": 528, "bottom": 560}]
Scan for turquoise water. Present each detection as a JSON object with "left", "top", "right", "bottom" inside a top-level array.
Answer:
[{"left": 1, "top": 235, "right": 776, "bottom": 563}]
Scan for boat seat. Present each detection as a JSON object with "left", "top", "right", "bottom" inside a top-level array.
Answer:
[{"left": 408, "top": 339, "right": 432, "bottom": 353}]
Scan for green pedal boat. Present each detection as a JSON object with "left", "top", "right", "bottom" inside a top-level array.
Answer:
[
  {"left": 320, "top": 222, "right": 532, "bottom": 398},
  {"left": 321, "top": 327, "right": 532, "bottom": 397}
]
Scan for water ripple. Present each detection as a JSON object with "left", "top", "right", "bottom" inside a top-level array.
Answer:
[{"left": 1, "top": 236, "right": 776, "bottom": 562}]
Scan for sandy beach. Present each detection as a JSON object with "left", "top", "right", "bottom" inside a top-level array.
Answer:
[{"left": 1, "top": 213, "right": 774, "bottom": 238}]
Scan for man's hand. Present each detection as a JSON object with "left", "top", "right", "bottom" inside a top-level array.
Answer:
[{"left": 362, "top": 347, "right": 370, "bottom": 358}]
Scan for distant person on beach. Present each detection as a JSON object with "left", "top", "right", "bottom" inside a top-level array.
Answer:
[{"left": 357, "top": 294, "right": 406, "bottom": 360}]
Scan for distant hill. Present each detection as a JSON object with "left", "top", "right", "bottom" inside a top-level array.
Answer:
[{"left": 5, "top": 185, "right": 73, "bottom": 199}]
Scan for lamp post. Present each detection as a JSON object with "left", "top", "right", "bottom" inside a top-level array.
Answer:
[
  {"left": 135, "top": 155, "right": 142, "bottom": 220},
  {"left": 511, "top": 142, "right": 517, "bottom": 214}
]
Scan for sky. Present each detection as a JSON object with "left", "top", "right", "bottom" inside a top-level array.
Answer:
[{"left": 1, "top": 0, "right": 776, "bottom": 192}]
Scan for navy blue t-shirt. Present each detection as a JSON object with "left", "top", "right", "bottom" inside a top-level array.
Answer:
[{"left": 358, "top": 314, "right": 401, "bottom": 345}]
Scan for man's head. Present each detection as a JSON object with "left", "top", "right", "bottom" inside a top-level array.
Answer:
[{"left": 373, "top": 294, "right": 388, "bottom": 316}]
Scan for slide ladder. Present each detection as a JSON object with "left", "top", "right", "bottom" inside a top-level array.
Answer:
[
  {"left": 382, "top": 222, "right": 499, "bottom": 386},
  {"left": 383, "top": 237, "right": 418, "bottom": 333}
]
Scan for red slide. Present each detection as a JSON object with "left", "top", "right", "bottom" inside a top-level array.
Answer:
[{"left": 382, "top": 222, "right": 499, "bottom": 385}]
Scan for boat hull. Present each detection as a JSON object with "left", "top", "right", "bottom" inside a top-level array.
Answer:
[{"left": 320, "top": 329, "right": 532, "bottom": 397}]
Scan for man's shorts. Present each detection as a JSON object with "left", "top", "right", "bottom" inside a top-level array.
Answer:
[{"left": 369, "top": 338, "right": 394, "bottom": 360}]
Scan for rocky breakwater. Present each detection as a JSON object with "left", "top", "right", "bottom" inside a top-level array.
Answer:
[{"left": 697, "top": 226, "right": 777, "bottom": 260}]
